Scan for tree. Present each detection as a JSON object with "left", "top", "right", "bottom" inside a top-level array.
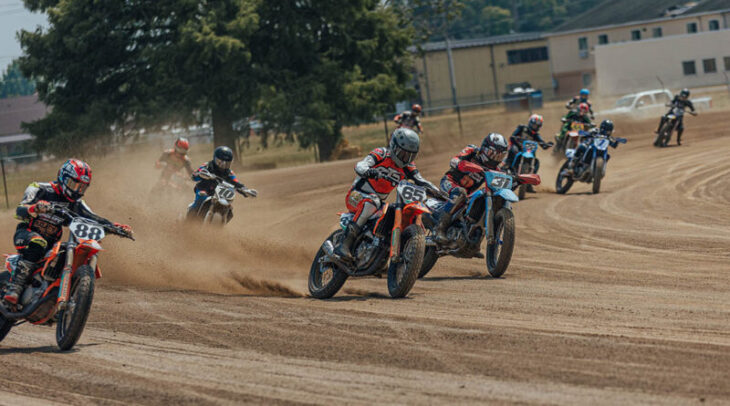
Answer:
[
  {"left": 0, "top": 60, "right": 36, "bottom": 99},
  {"left": 252, "top": 0, "right": 414, "bottom": 161}
]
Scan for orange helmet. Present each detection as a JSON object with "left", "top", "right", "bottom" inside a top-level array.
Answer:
[
  {"left": 578, "top": 103, "right": 590, "bottom": 115},
  {"left": 412, "top": 104, "right": 422, "bottom": 114},
  {"left": 174, "top": 137, "right": 190, "bottom": 155}
]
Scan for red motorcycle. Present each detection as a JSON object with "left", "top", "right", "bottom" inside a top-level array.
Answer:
[{"left": 0, "top": 206, "right": 134, "bottom": 351}]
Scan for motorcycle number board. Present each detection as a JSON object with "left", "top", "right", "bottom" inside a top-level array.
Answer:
[
  {"left": 70, "top": 219, "right": 105, "bottom": 241},
  {"left": 486, "top": 171, "right": 512, "bottom": 191},
  {"left": 217, "top": 183, "right": 236, "bottom": 200},
  {"left": 397, "top": 182, "right": 427, "bottom": 204}
]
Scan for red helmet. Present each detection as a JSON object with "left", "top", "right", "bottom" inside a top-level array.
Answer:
[
  {"left": 411, "top": 104, "right": 422, "bottom": 114},
  {"left": 528, "top": 114, "right": 544, "bottom": 131},
  {"left": 174, "top": 137, "right": 190, "bottom": 155},
  {"left": 578, "top": 103, "right": 590, "bottom": 115},
  {"left": 57, "top": 159, "right": 91, "bottom": 202}
]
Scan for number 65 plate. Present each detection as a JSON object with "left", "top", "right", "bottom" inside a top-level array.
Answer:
[
  {"left": 70, "top": 218, "right": 105, "bottom": 241},
  {"left": 397, "top": 182, "right": 427, "bottom": 204}
]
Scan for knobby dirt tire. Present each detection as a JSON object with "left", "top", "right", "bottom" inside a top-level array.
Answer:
[
  {"left": 56, "top": 265, "right": 95, "bottom": 351},
  {"left": 555, "top": 161, "right": 574, "bottom": 195},
  {"left": 387, "top": 224, "right": 425, "bottom": 298},
  {"left": 308, "top": 231, "right": 349, "bottom": 299},
  {"left": 418, "top": 246, "right": 439, "bottom": 279},
  {"left": 485, "top": 208, "right": 515, "bottom": 278},
  {"left": 592, "top": 157, "right": 605, "bottom": 194}
]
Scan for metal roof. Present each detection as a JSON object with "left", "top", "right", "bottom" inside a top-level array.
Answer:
[
  {"left": 416, "top": 32, "right": 546, "bottom": 53},
  {"left": 0, "top": 94, "right": 48, "bottom": 136}
]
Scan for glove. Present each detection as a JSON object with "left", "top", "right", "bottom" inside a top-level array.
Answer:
[
  {"left": 29, "top": 200, "right": 52, "bottom": 217},
  {"left": 364, "top": 168, "right": 381, "bottom": 179},
  {"left": 114, "top": 222, "right": 133, "bottom": 234},
  {"left": 245, "top": 188, "right": 258, "bottom": 198},
  {"left": 197, "top": 169, "right": 214, "bottom": 180}
]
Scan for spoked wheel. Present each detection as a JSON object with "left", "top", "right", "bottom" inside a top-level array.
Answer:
[
  {"left": 56, "top": 265, "right": 95, "bottom": 351},
  {"left": 485, "top": 208, "right": 515, "bottom": 278},
  {"left": 308, "top": 231, "right": 349, "bottom": 299},
  {"left": 592, "top": 157, "right": 605, "bottom": 194},
  {"left": 0, "top": 272, "right": 13, "bottom": 342},
  {"left": 555, "top": 161, "right": 574, "bottom": 195},
  {"left": 387, "top": 224, "right": 425, "bottom": 298}
]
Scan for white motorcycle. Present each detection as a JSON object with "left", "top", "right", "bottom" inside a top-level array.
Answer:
[{"left": 189, "top": 169, "right": 257, "bottom": 225}]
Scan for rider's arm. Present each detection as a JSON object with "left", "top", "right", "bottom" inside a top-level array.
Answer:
[
  {"left": 76, "top": 200, "right": 114, "bottom": 227},
  {"left": 687, "top": 99, "right": 695, "bottom": 112},
  {"left": 15, "top": 183, "right": 42, "bottom": 220},
  {"left": 355, "top": 150, "right": 382, "bottom": 177},
  {"left": 565, "top": 97, "right": 575, "bottom": 109},
  {"left": 191, "top": 164, "right": 207, "bottom": 182},
  {"left": 183, "top": 157, "right": 194, "bottom": 176},
  {"left": 155, "top": 152, "right": 167, "bottom": 169},
  {"left": 393, "top": 114, "right": 402, "bottom": 124},
  {"left": 405, "top": 166, "right": 439, "bottom": 193},
  {"left": 226, "top": 170, "right": 246, "bottom": 189},
  {"left": 511, "top": 125, "right": 524, "bottom": 138}
]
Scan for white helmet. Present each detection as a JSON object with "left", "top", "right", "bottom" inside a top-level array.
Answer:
[{"left": 389, "top": 128, "right": 420, "bottom": 167}]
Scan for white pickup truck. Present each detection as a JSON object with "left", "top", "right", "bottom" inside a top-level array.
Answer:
[{"left": 600, "top": 89, "right": 711, "bottom": 118}]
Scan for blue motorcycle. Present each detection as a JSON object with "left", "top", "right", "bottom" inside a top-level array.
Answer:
[
  {"left": 507, "top": 139, "right": 553, "bottom": 200},
  {"left": 556, "top": 133, "right": 626, "bottom": 195},
  {"left": 419, "top": 170, "right": 540, "bottom": 278}
]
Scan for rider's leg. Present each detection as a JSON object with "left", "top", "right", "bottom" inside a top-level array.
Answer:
[
  {"left": 186, "top": 189, "right": 207, "bottom": 220},
  {"left": 506, "top": 144, "right": 520, "bottom": 172},
  {"left": 434, "top": 178, "right": 466, "bottom": 243},
  {"left": 4, "top": 230, "right": 46, "bottom": 304},
  {"left": 335, "top": 190, "right": 380, "bottom": 258},
  {"left": 526, "top": 158, "right": 540, "bottom": 193},
  {"left": 656, "top": 115, "right": 667, "bottom": 133}
]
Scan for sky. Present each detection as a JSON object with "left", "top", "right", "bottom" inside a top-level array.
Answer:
[{"left": 0, "top": 0, "right": 47, "bottom": 72}]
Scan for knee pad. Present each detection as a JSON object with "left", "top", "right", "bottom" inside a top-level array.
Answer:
[{"left": 23, "top": 236, "right": 47, "bottom": 263}]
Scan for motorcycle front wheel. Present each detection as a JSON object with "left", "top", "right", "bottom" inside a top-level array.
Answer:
[
  {"left": 592, "top": 157, "right": 605, "bottom": 194},
  {"left": 308, "top": 231, "right": 349, "bottom": 299},
  {"left": 485, "top": 208, "right": 515, "bottom": 278},
  {"left": 555, "top": 161, "right": 574, "bottom": 195},
  {"left": 56, "top": 265, "right": 95, "bottom": 351},
  {"left": 0, "top": 271, "right": 13, "bottom": 342},
  {"left": 387, "top": 224, "right": 425, "bottom": 298}
]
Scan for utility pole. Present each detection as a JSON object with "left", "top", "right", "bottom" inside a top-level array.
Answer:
[
  {"left": 445, "top": 35, "right": 463, "bottom": 137},
  {"left": 511, "top": 0, "right": 520, "bottom": 32}
]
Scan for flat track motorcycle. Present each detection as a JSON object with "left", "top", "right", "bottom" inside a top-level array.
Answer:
[
  {"left": 309, "top": 181, "right": 433, "bottom": 299},
  {"left": 654, "top": 107, "right": 697, "bottom": 147},
  {"left": 419, "top": 164, "right": 540, "bottom": 279},
  {"left": 189, "top": 169, "right": 257, "bottom": 225},
  {"left": 507, "top": 139, "right": 553, "bottom": 200},
  {"left": 556, "top": 134, "right": 626, "bottom": 195},
  {"left": 0, "top": 206, "right": 134, "bottom": 351}
]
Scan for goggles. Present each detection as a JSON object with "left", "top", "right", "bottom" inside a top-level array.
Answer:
[{"left": 214, "top": 157, "right": 232, "bottom": 170}]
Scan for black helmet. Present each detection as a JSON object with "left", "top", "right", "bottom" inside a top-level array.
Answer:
[
  {"left": 599, "top": 120, "right": 614, "bottom": 136},
  {"left": 680, "top": 88, "right": 690, "bottom": 99},
  {"left": 212, "top": 146, "right": 234, "bottom": 172},
  {"left": 479, "top": 133, "right": 508, "bottom": 166}
]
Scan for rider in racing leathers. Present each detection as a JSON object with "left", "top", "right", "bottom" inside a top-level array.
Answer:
[
  {"left": 186, "top": 146, "right": 257, "bottom": 220},
  {"left": 334, "top": 128, "right": 441, "bottom": 259},
  {"left": 568, "top": 119, "right": 620, "bottom": 175},
  {"left": 4, "top": 159, "right": 133, "bottom": 304},
  {"left": 655, "top": 88, "right": 696, "bottom": 145},
  {"left": 155, "top": 137, "right": 194, "bottom": 187},
  {"left": 556, "top": 102, "right": 593, "bottom": 146},
  {"left": 394, "top": 104, "right": 424, "bottom": 134},
  {"left": 506, "top": 114, "right": 551, "bottom": 192},
  {"left": 566, "top": 88, "right": 594, "bottom": 119},
  {"left": 432, "top": 133, "right": 509, "bottom": 243}
]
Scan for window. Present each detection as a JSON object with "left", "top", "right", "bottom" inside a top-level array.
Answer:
[
  {"left": 654, "top": 92, "right": 670, "bottom": 105},
  {"left": 598, "top": 34, "right": 608, "bottom": 45},
  {"left": 506, "top": 47, "right": 549, "bottom": 65},
  {"left": 582, "top": 73, "right": 592, "bottom": 87},
  {"left": 703, "top": 58, "right": 717, "bottom": 73},
  {"left": 725, "top": 56, "right": 730, "bottom": 71},
  {"left": 683, "top": 60, "right": 696, "bottom": 75},
  {"left": 578, "top": 37, "right": 588, "bottom": 58},
  {"left": 631, "top": 30, "right": 641, "bottom": 41},
  {"left": 652, "top": 27, "right": 663, "bottom": 38},
  {"left": 709, "top": 20, "right": 720, "bottom": 31},
  {"left": 687, "top": 22, "right": 698, "bottom": 33},
  {"left": 636, "top": 95, "right": 652, "bottom": 108}
]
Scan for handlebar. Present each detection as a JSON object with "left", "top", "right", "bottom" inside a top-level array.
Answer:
[{"left": 51, "top": 205, "right": 135, "bottom": 241}]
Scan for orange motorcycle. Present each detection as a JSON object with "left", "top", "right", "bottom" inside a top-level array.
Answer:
[{"left": 0, "top": 206, "right": 134, "bottom": 351}]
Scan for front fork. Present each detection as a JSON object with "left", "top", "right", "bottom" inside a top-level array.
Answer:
[
  {"left": 390, "top": 207, "right": 402, "bottom": 262},
  {"left": 485, "top": 196, "right": 494, "bottom": 244},
  {"left": 57, "top": 242, "right": 76, "bottom": 309}
]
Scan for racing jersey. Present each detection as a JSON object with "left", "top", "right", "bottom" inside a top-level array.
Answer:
[
  {"left": 192, "top": 162, "right": 244, "bottom": 195},
  {"left": 156, "top": 149, "right": 193, "bottom": 180},
  {"left": 511, "top": 125, "right": 545, "bottom": 146},
  {"left": 394, "top": 111, "right": 423, "bottom": 133},
  {"left": 352, "top": 147, "right": 437, "bottom": 200},
  {"left": 444, "top": 145, "right": 499, "bottom": 194}
]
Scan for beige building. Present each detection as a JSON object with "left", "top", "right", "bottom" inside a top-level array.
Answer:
[
  {"left": 413, "top": 33, "right": 554, "bottom": 109},
  {"left": 595, "top": 29, "right": 730, "bottom": 95},
  {"left": 547, "top": 0, "right": 730, "bottom": 96}
]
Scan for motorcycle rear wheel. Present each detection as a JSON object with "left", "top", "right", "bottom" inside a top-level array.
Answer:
[
  {"left": 486, "top": 208, "right": 515, "bottom": 278},
  {"left": 56, "top": 265, "right": 95, "bottom": 351},
  {"left": 308, "top": 231, "right": 349, "bottom": 299},
  {"left": 387, "top": 224, "right": 425, "bottom": 298},
  {"left": 555, "top": 161, "right": 574, "bottom": 195},
  {"left": 0, "top": 272, "right": 13, "bottom": 342}
]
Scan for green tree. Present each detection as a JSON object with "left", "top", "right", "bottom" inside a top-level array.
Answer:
[
  {"left": 0, "top": 60, "right": 36, "bottom": 99},
  {"left": 253, "top": 0, "right": 414, "bottom": 161}
]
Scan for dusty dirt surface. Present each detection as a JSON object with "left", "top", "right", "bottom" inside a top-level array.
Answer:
[{"left": 0, "top": 111, "right": 728, "bottom": 405}]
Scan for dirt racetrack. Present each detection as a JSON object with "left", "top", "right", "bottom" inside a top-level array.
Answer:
[{"left": 0, "top": 111, "right": 728, "bottom": 405}]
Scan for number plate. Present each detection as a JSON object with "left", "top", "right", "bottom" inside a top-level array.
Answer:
[
  {"left": 397, "top": 182, "right": 427, "bottom": 204},
  {"left": 70, "top": 219, "right": 105, "bottom": 241},
  {"left": 485, "top": 171, "right": 512, "bottom": 191},
  {"left": 216, "top": 184, "right": 236, "bottom": 200},
  {"left": 594, "top": 138, "right": 609, "bottom": 150}
]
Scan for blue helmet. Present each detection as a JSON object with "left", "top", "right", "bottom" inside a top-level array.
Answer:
[{"left": 580, "top": 88, "right": 590, "bottom": 97}]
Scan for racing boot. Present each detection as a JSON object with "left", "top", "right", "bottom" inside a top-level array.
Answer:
[
  {"left": 3, "top": 259, "right": 35, "bottom": 305},
  {"left": 676, "top": 129, "right": 683, "bottom": 145},
  {"left": 334, "top": 222, "right": 361, "bottom": 260},
  {"left": 433, "top": 193, "right": 466, "bottom": 244}
]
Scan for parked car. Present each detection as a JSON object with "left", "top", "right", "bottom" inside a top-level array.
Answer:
[{"left": 600, "top": 89, "right": 711, "bottom": 118}]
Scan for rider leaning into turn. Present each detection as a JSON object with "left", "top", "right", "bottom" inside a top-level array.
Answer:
[
  {"left": 656, "top": 88, "right": 695, "bottom": 145},
  {"left": 4, "top": 160, "right": 132, "bottom": 305},
  {"left": 566, "top": 88, "right": 595, "bottom": 119},
  {"left": 433, "top": 133, "right": 509, "bottom": 243},
  {"left": 334, "top": 128, "right": 441, "bottom": 259},
  {"left": 156, "top": 137, "right": 194, "bottom": 181},
  {"left": 394, "top": 104, "right": 424, "bottom": 134},
  {"left": 568, "top": 119, "right": 620, "bottom": 173},
  {"left": 187, "top": 146, "right": 256, "bottom": 219},
  {"left": 557, "top": 102, "right": 593, "bottom": 145},
  {"left": 506, "top": 114, "right": 551, "bottom": 191}
]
